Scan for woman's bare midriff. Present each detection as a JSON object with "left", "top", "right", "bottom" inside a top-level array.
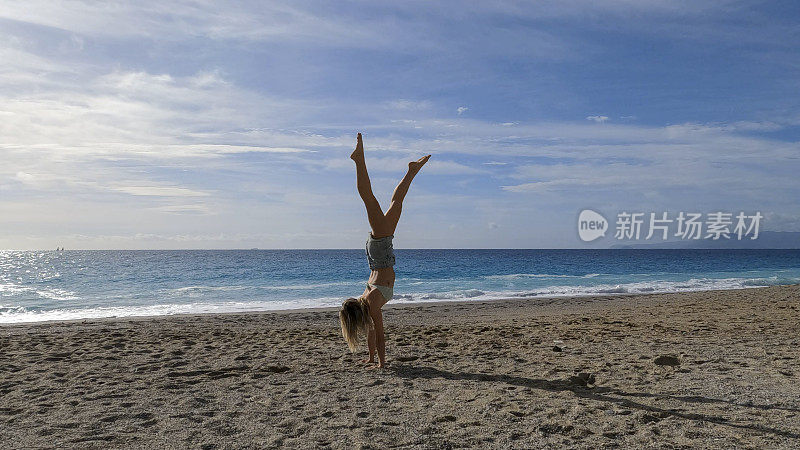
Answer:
[{"left": 368, "top": 267, "right": 395, "bottom": 288}]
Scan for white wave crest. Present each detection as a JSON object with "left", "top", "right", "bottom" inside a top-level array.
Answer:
[
  {"left": 2, "top": 275, "right": 799, "bottom": 324},
  {"left": 0, "top": 297, "right": 347, "bottom": 324}
]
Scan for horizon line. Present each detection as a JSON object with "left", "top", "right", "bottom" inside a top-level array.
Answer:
[{"left": 3, "top": 247, "right": 800, "bottom": 251}]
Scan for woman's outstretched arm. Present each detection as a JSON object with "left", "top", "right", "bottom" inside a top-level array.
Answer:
[
  {"left": 371, "top": 309, "right": 386, "bottom": 368},
  {"left": 365, "top": 328, "right": 376, "bottom": 363}
]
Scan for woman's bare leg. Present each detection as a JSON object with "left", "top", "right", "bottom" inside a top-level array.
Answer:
[
  {"left": 384, "top": 154, "right": 431, "bottom": 234},
  {"left": 350, "top": 133, "right": 391, "bottom": 237}
]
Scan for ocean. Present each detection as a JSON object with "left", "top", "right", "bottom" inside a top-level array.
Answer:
[{"left": 1, "top": 249, "right": 799, "bottom": 324}]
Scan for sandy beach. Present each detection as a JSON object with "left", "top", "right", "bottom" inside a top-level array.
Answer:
[{"left": 1, "top": 285, "right": 799, "bottom": 448}]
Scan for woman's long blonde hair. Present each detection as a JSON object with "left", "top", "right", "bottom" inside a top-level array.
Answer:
[{"left": 339, "top": 296, "right": 373, "bottom": 352}]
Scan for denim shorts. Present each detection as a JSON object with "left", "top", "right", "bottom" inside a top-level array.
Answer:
[{"left": 365, "top": 233, "right": 395, "bottom": 270}]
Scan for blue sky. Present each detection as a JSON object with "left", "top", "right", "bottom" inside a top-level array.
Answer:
[{"left": 1, "top": 1, "right": 799, "bottom": 249}]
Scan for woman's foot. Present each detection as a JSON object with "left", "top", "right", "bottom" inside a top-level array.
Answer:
[
  {"left": 350, "top": 132, "right": 364, "bottom": 162},
  {"left": 408, "top": 155, "right": 431, "bottom": 174},
  {"left": 362, "top": 358, "right": 375, "bottom": 364}
]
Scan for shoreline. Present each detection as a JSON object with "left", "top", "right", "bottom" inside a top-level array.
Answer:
[
  {"left": 1, "top": 283, "right": 796, "bottom": 328},
  {"left": 2, "top": 284, "right": 799, "bottom": 447}
]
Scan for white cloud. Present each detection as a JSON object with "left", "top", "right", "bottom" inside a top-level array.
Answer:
[
  {"left": 385, "top": 99, "right": 432, "bottom": 111},
  {"left": 0, "top": 1, "right": 589, "bottom": 59},
  {"left": 0, "top": 2, "right": 364, "bottom": 43},
  {"left": 152, "top": 204, "right": 213, "bottom": 215},
  {"left": 14, "top": 172, "right": 36, "bottom": 183},
  {"left": 457, "top": 106, "right": 469, "bottom": 115},
  {"left": 111, "top": 185, "right": 210, "bottom": 197}
]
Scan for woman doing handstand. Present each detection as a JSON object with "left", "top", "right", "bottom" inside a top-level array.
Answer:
[{"left": 339, "top": 133, "right": 430, "bottom": 368}]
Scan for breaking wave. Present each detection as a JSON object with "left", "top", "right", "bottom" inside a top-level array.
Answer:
[{"left": 6, "top": 274, "right": 794, "bottom": 324}]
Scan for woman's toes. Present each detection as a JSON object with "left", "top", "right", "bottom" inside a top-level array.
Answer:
[{"left": 408, "top": 155, "right": 431, "bottom": 171}]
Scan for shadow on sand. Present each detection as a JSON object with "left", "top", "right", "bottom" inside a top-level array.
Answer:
[{"left": 391, "top": 364, "right": 800, "bottom": 440}]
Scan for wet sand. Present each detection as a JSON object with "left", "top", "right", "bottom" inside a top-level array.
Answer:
[{"left": 1, "top": 285, "right": 799, "bottom": 448}]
